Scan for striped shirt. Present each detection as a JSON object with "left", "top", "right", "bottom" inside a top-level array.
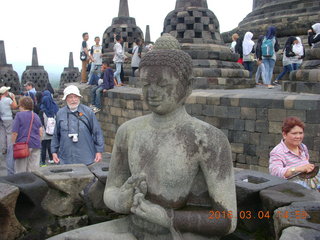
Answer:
[{"left": 269, "top": 140, "right": 309, "bottom": 179}]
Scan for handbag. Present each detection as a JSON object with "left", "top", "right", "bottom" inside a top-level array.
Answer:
[
  {"left": 13, "top": 112, "right": 34, "bottom": 159},
  {"left": 80, "top": 51, "right": 87, "bottom": 61}
]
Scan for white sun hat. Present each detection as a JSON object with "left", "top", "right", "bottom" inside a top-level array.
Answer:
[
  {"left": 0, "top": 86, "right": 11, "bottom": 94},
  {"left": 62, "top": 85, "right": 82, "bottom": 100}
]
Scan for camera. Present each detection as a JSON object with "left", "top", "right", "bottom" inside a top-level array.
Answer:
[{"left": 68, "top": 134, "right": 79, "bottom": 143}]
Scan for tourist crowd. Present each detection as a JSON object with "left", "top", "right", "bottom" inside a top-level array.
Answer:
[
  {"left": 231, "top": 23, "right": 320, "bottom": 89},
  {"left": 0, "top": 84, "right": 104, "bottom": 175}
]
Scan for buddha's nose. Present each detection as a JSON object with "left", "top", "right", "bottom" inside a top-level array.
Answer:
[{"left": 148, "top": 85, "right": 160, "bottom": 98}]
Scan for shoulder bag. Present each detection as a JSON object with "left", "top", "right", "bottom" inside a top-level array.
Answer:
[{"left": 13, "top": 112, "right": 34, "bottom": 159}]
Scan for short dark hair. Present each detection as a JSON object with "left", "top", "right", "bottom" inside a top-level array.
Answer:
[
  {"left": 82, "top": 32, "right": 88, "bottom": 38},
  {"left": 135, "top": 39, "right": 141, "bottom": 44},
  {"left": 282, "top": 117, "right": 305, "bottom": 134},
  {"left": 19, "top": 96, "right": 34, "bottom": 111},
  {"left": 95, "top": 36, "right": 100, "bottom": 40},
  {"left": 25, "top": 81, "right": 34, "bottom": 87},
  {"left": 102, "top": 60, "right": 110, "bottom": 66},
  {"left": 115, "top": 35, "right": 121, "bottom": 41}
]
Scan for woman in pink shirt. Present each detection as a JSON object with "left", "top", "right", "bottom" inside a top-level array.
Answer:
[{"left": 269, "top": 117, "right": 319, "bottom": 190}]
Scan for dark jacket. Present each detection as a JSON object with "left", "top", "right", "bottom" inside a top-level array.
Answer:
[
  {"left": 101, "top": 68, "right": 114, "bottom": 90},
  {"left": 308, "top": 32, "right": 320, "bottom": 46},
  {"left": 235, "top": 37, "right": 244, "bottom": 58},
  {"left": 284, "top": 37, "right": 297, "bottom": 58}
]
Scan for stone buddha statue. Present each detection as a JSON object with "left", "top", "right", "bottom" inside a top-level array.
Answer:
[{"left": 49, "top": 34, "right": 237, "bottom": 240}]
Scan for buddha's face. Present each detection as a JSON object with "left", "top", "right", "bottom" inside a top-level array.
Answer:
[{"left": 141, "top": 66, "right": 185, "bottom": 115}]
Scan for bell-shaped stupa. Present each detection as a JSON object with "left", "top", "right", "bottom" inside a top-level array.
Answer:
[
  {"left": 163, "top": 0, "right": 254, "bottom": 89},
  {"left": 60, "top": 52, "right": 80, "bottom": 89},
  {"left": 0, "top": 41, "right": 21, "bottom": 93},
  {"left": 21, "top": 47, "right": 49, "bottom": 90}
]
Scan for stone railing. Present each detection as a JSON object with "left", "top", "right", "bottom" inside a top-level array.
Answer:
[{"left": 80, "top": 85, "right": 320, "bottom": 173}]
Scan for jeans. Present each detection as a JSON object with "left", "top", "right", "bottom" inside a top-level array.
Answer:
[
  {"left": 255, "top": 63, "right": 266, "bottom": 84},
  {"left": 276, "top": 64, "right": 293, "bottom": 81},
  {"left": 41, "top": 139, "right": 52, "bottom": 164},
  {"left": 0, "top": 120, "right": 14, "bottom": 175},
  {"left": 243, "top": 61, "right": 253, "bottom": 78},
  {"left": 292, "top": 63, "right": 301, "bottom": 70},
  {"left": 114, "top": 62, "right": 123, "bottom": 84},
  {"left": 88, "top": 62, "right": 101, "bottom": 84},
  {"left": 91, "top": 86, "right": 104, "bottom": 109},
  {"left": 263, "top": 59, "right": 276, "bottom": 85}
]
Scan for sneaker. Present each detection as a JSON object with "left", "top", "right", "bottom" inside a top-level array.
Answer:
[
  {"left": 268, "top": 85, "right": 275, "bottom": 89},
  {"left": 93, "top": 107, "right": 101, "bottom": 113},
  {"left": 48, "top": 159, "right": 54, "bottom": 164},
  {"left": 273, "top": 80, "right": 280, "bottom": 85}
]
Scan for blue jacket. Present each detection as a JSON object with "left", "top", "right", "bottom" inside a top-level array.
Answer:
[
  {"left": 101, "top": 68, "right": 114, "bottom": 90},
  {"left": 51, "top": 104, "right": 104, "bottom": 165}
]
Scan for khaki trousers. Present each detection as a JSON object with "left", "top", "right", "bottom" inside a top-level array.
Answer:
[
  {"left": 15, "top": 148, "right": 40, "bottom": 173},
  {"left": 81, "top": 59, "right": 89, "bottom": 83}
]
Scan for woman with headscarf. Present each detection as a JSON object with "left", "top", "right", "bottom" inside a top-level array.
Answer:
[
  {"left": 292, "top": 37, "right": 305, "bottom": 70},
  {"left": 242, "top": 32, "right": 255, "bottom": 78},
  {"left": 40, "top": 90, "right": 59, "bottom": 165},
  {"left": 308, "top": 23, "right": 320, "bottom": 47},
  {"left": 260, "top": 26, "right": 280, "bottom": 89},
  {"left": 274, "top": 37, "right": 298, "bottom": 84}
]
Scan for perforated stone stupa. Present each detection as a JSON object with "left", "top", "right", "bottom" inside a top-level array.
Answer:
[
  {"left": 0, "top": 40, "right": 21, "bottom": 93},
  {"left": 21, "top": 47, "right": 49, "bottom": 90},
  {"left": 60, "top": 52, "right": 80, "bottom": 89},
  {"left": 102, "top": 0, "right": 143, "bottom": 54},
  {"left": 163, "top": 0, "right": 254, "bottom": 89}
]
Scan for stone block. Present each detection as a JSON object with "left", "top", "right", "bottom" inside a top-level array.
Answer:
[
  {"left": 0, "top": 183, "right": 25, "bottom": 240},
  {"left": 286, "top": 110, "right": 306, "bottom": 122},
  {"left": 257, "top": 108, "right": 268, "bottom": 120},
  {"left": 236, "top": 154, "right": 246, "bottom": 164},
  {"left": 279, "top": 226, "right": 320, "bottom": 240},
  {"left": 268, "top": 109, "right": 287, "bottom": 122},
  {"left": 88, "top": 161, "right": 110, "bottom": 184},
  {"left": 58, "top": 215, "right": 88, "bottom": 232},
  {"left": 306, "top": 110, "right": 320, "bottom": 124},
  {"left": 260, "top": 133, "right": 276, "bottom": 147},
  {"left": 269, "top": 121, "right": 282, "bottom": 134},
  {"left": 244, "top": 144, "right": 256, "bottom": 156},
  {"left": 87, "top": 180, "right": 108, "bottom": 210},
  {"left": 255, "top": 120, "right": 269, "bottom": 133},
  {"left": 235, "top": 169, "right": 287, "bottom": 206},
  {"left": 126, "top": 100, "right": 134, "bottom": 110},
  {"left": 33, "top": 164, "right": 94, "bottom": 217},
  {"left": 202, "top": 105, "right": 214, "bottom": 116},
  {"left": 245, "top": 120, "right": 255, "bottom": 132},
  {"left": 274, "top": 201, "right": 320, "bottom": 240},
  {"left": 231, "top": 131, "right": 250, "bottom": 144},
  {"left": 231, "top": 143, "right": 244, "bottom": 154},
  {"left": 234, "top": 119, "right": 245, "bottom": 131},
  {"left": 260, "top": 183, "right": 320, "bottom": 214},
  {"left": 249, "top": 132, "right": 260, "bottom": 145},
  {"left": 241, "top": 107, "right": 257, "bottom": 120}
]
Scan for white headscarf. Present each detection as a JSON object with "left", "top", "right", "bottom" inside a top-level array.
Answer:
[
  {"left": 312, "top": 23, "right": 320, "bottom": 37},
  {"left": 293, "top": 37, "right": 304, "bottom": 56},
  {"left": 242, "top": 32, "right": 255, "bottom": 56}
]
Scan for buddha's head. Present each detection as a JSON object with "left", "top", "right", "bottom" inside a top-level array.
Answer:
[{"left": 140, "top": 34, "right": 193, "bottom": 115}]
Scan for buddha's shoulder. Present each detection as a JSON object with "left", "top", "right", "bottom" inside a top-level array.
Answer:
[
  {"left": 184, "top": 117, "right": 226, "bottom": 137},
  {"left": 116, "top": 114, "right": 152, "bottom": 131}
]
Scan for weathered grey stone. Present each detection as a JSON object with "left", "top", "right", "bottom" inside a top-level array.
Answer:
[
  {"left": 88, "top": 154, "right": 111, "bottom": 184},
  {"left": 0, "top": 40, "right": 21, "bottom": 93},
  {"left": 274, "top": 201, "right": 320, "bottom": 239},
  {"left": 58, "top": 215, "right": 89, "bottom": 232},
  {"left": 49, "top": 33, "right": 236, "bottom": 240},
  {"left": 279, "top": 226, "right": 320, "bottom": 240},
  {"left": 260, "top": 182, "right": 320, "bottom": 213},
  {"left": 21, "top": 47, "right": 49, "bottom": 90},
  {"left": 0, "top": 183, "right": 25, "bottom": 240},
  {"left": 235, "top": 170, "right": 287, "bottom": 206},
  {"left": 33, "top": 164, "right": 94, "bottom": 217},
  {"left": 60, "top": 52, "right": 80, "bottom": 89},
  {"left": 87, "top": 180, "right": 107, "bottom": 210}
]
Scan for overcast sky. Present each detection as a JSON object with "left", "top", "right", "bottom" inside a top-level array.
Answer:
[{"left": 0, "top": 0, "right": 252, "bottom": 79}]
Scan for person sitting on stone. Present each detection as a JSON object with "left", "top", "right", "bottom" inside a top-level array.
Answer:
[
  {"left": 308, "top": 23, "right": 320, "bottom": 48},
  {"left": 230, "top": 33, "right": 239, "bottom": 54},
  {"left": 90, "top": 61, "right": 114, "bottom": 113},
  {"left": 269, "top": 116, "right": 320, "bottom": 191},
  {"left": 51, "top": 85, "right": 104, "bottom": 165},
  {"left": 292, "top": 37, "right": 305, "bottom": 70},
  {"left": 48, "top": 34, "right": 237, "bottom": 240}
]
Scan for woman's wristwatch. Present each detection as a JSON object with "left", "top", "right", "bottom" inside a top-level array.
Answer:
[{"left": 291, "top": 167, "right": 296, "bottom": 174}]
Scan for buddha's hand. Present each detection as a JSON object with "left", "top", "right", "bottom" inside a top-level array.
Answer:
[
  {"left": 131, "top": 193, "right": 171, "bottom": 228},
  {"left": 117, "top": 175, "right": 146, "bottom": 209}
]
